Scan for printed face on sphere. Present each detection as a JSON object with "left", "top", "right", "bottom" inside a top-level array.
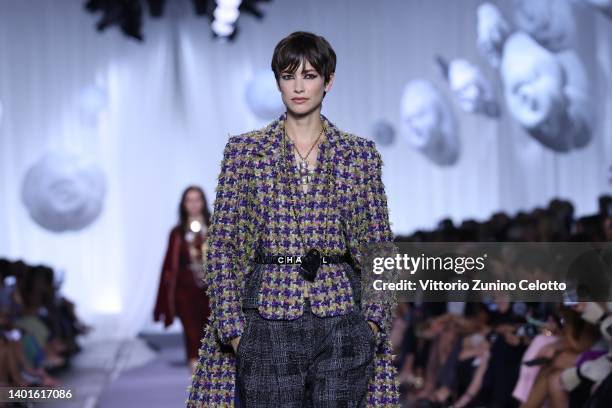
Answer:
[
  {"left": 448, "top": 59, "right": 500, "bottom": 117},
  {"left": 501, "top": 32, "right": 593, "bottom": 152},
  {"left": 477, "top": 2, "right": 511, "bottom": 68},
  {"left": 513, "top": 0, "right": 576, "bottom": 51},
  {"left": 400, "top": 80, "right": 460, "bottom": 166},
  {"left": 501, "top": 33, "right": 564, "bottom": 129}
]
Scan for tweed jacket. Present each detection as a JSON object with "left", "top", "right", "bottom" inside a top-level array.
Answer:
[{"left": 187, "top": 113, "right": 400, "bottom": 406}]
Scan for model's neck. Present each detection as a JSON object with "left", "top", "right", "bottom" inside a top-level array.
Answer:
[{"left": 285, "top": 109, "right": 324, "bottom": 143}]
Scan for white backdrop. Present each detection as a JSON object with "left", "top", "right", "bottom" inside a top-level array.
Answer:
[{"left": 0, "top": 0, "right": 611, "bottom": 339}]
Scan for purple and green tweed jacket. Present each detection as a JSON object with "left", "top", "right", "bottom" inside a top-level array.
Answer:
[{"left": 187, "top": 113, "right": 400, "bottom": 406}]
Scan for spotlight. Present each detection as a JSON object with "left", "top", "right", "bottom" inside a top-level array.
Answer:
[
  {"left": 211, "top": 0, "right": 241, "bottom": 39},
  {"left": 211, "top": 19, "right": 236, "bottom": 37},
  {"left": 214, "top": 5, "right": 240, "bottom": 24},
  {"left": 210, "top": 0, "right": 270, "bottom": 40}
]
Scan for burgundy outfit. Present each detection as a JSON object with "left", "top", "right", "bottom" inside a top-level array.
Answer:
[{"left": 154, "top": 225, "right": 211, "bottom": 360}]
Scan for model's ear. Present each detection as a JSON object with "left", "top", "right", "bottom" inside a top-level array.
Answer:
[{"left": 324, "top": 73, "right": 335, "bottom": 92}]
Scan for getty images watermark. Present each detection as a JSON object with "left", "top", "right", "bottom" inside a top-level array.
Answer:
[
  {"left": 362, "top": 242, "right": 612, "bottom": 302},
  {"left": 372, "top": 252, "right": 566, "bottom": 292}
]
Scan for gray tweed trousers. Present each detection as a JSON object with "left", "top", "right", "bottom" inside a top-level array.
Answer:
[{"left": 236, "top": 266, "right": 377, "bottom": 407}]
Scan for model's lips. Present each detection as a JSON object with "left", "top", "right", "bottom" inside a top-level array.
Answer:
[{"left": 291, "top": 98, "right": 308, "bottom": 104}]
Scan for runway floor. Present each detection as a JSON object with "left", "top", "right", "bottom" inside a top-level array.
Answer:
[{"left": 47, "top": 332, "right": 192, "bottom": 407}]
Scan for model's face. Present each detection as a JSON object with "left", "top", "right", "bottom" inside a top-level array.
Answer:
[
  {"left": 277, "top": 60, "right": 333, "bottom": 116},
  {"left": 184, "top": 190, "right": 203, "bottom": 217},
  {"left": 502, "top": 33, "right": 564, "bottom": 128}
]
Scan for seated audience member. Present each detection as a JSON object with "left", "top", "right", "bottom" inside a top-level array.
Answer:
[{"left": 521, "top": 306, "right": 601, "bottom": 408}]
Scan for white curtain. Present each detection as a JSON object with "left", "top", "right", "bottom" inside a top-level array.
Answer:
[{"left": 0, "top": 0, "right": 611, "bottom": 340}]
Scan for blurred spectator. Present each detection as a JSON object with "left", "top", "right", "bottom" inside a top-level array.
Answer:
[
  {"left": 0, "top": 258, "right": 90, "bottom": 388},
  {"left": 392, "top": 196, "right": 612, "bottom": 407}
]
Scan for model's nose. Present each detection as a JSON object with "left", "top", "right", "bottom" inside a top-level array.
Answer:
[{"left": 294, "top": 78, "right": 305, "bottom": 93}]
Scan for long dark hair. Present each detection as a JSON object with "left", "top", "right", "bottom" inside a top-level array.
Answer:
[{"left": 178, "top": 185, "right": 211, "bottom": 232}]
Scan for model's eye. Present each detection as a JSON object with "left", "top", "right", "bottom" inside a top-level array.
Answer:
[
  {"left": 281, "top": 74, "right": 294, "bottom": 80},
  {"left": 304, "top": 74, "right": 317, "bottom": 79}
]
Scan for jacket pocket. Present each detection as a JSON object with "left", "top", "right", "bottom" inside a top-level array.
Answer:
[
  {"left": 242, "top": 264, "right": 263, "bottom": 309},
  {"left": 236, "top": 309, "right": 256, "bottom": 361}
]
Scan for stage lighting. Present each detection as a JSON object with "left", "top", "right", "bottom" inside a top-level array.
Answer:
[
  {"left": 211, "top": 0, "right": 241, "bottom": 38},
  {"left": 240, "top": 0, "right": 270, "bottom": 19},
  {"left": 211, "top": 19, "right": 236, "bottom": 37},
  {"left": 146, "top": 0, "right": 165, "bottom": 17},
  {"left": 84, "top": 0, "right": 144, "bottom": 41},
  {"left": 214, "top": 5, "right": 240, "bottom": 24},
  {"left": 210, "top": 0, "right": 270, "bottom": 39},
  {"left": 84, "top": 0, "right": 269, "bottom": 42},
  {"left": 191, "top": 0, "right": 211, "bottom": 15}
]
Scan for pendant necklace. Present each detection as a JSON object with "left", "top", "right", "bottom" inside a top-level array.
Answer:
[
  {"left": 281, "top": 122, "right": 333, "bottom": 281},
  {"left": 285, "top": 125, "right": 324, "bottom": 188}
]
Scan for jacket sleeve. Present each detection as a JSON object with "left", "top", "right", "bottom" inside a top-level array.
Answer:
[
  {"left": 153, "top": 228, "right": 181, "bottom": 328},
  {"left": 359, "top": 140, "right": 397, "bottom": 339},
  {"left": 206, "top": 137, "right": 247, "bottom": 344}
]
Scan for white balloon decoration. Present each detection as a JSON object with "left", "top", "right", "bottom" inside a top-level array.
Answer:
[
  {"left": 477, "top": 3, "right": 511, "bottom": 68},
  {"left": 513, "top": 0, "right": 576, "bottom": 51},
  {"left": 245, "top": 70, "right": 285, "bottom": 120},
  {"left": 447, "top": 59, "right": 500, "bottom": 118},
  {"left": 22, "top": 151, "right": 107, "bottom": 232},
  {"left": 500, "top": 32, "right": 593, "bottom": 152},
  {"left": 370, "top": 120, "right": 395, "bottom": 146},
  {"left": 400, "top": 80, "right": 460, "bottom": 166}
]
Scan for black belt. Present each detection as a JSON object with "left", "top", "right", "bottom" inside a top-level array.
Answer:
[{"left": 254, "top": 249, "right": 351, "bottom": 282}]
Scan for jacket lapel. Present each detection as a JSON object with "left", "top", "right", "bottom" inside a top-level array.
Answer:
[
  {"left": 252, "top": 113, "right": 355, "bottom": 251},
  {"left": 254, "top": 113, "right": 353, "bottom": 171}
]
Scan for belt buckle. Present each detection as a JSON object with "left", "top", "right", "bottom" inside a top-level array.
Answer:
[{"left": 300, "top": 248, "right": 320, "bottom": 282}]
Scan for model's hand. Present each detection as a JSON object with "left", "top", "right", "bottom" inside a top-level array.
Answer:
[
  {"left": 368, "top": 321, "right": 379, "bottom": 336},
  {"left": 231, "top": 336, "right": 241, "bottom": 353}
]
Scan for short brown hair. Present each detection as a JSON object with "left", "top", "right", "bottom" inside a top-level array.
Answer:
[{"left": 271, "top": 31, "right": 336, "bottom": 84}]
